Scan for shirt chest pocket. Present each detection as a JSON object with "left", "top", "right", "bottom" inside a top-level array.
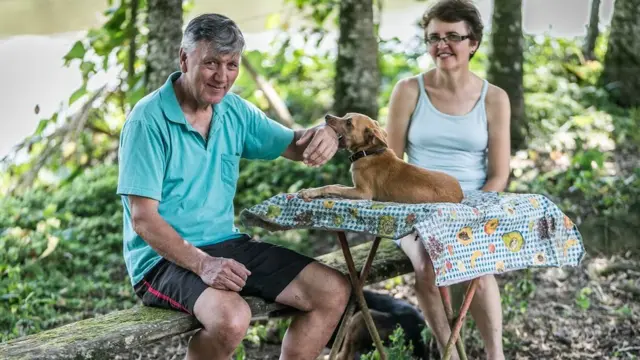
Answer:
[{"left": 221, "top": 154, "right": 241, "bottom": 192}]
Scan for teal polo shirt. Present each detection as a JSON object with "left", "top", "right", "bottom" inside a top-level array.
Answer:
[{"left": 117, "top": 71, "right": 294, "bottom": 286}]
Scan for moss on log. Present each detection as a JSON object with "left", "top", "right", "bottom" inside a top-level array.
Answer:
[{"left": 0, "top": 238, "right": 411, "bottom": 360}]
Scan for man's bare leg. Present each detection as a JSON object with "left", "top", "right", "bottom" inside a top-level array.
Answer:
[
  {"left": 187, "top": 288, "right": 252, "bottom": 360},
  {"left": 275, "top": 261, "right": 352, "bottom": 360}
]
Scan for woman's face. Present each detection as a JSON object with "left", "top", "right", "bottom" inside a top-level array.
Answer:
[{"left": 425, "top": 18, "right": 477, "bottom": 71}]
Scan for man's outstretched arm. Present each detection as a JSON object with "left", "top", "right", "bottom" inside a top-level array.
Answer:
[{"left": 281, "top": 124, "right": 339, "bottom": 167}]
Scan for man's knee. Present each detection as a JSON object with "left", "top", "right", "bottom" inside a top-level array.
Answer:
[
  {"left": 317, "top": 268, "right": 351, "bottom": 311},
  {"left": 194, "top": 289, "right": 251, "bottom": 345},
  {"left": 305, "top": 264, "right": 351, "bottom": 312}
]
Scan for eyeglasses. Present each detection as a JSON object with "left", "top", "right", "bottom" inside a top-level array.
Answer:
[{"left": 425, "top": 34, "right": 470, "bottom": 45}]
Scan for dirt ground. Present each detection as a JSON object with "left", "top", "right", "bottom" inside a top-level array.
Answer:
[{"left": 120, "top": 253, "right": 639, "bottom": 359}]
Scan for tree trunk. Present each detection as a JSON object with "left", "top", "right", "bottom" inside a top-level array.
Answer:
[
  {"left": 334, "top": 0, "right": 380, "bottom": 119},
  {"left": 487, "top": 0, "right": 526, "bottom": 151},
  {"left": 146, "top": 0, "right": 183, "bottom": 93},
  {"left": 582, "top": 0, "right": 601, "bottom": 61},
  {"left": 600, "top": 0, "right": 640, "bottom": 108}
]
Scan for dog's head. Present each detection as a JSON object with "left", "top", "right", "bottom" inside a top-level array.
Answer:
[{"left": 324, "top": 113, "right": 388, "bottom": 153}]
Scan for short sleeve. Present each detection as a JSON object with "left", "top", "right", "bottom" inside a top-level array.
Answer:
[
  {"left": 241, "top": 100, "right": 294, "bottom": 160},
  {"left": 116, "top": 119, "right": 166, "bottom": 201}
]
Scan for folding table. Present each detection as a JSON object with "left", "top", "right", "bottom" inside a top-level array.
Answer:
[{"left": 240, "top": 190, "right": 586, "bottom": 359}]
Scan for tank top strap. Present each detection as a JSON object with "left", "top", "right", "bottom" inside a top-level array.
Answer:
[
  {"left": 479, "top": 79, "right": 489, "bottom": 101},
  {"left": 416, "top": 73, "right": 427, "bottom": 99}
]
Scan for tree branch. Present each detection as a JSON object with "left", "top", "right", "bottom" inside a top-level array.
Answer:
[
  {"left": 9, "top": 86, "right": 108, "bottom": 194},
  {"left": 242, "top": 58, "right": 296, "bottom": 129}
]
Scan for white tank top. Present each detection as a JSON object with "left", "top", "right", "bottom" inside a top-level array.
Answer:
[{"left": 405, "top": 74, "right": 489, "bottom": 191}]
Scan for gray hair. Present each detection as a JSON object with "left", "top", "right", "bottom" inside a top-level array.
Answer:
[{"left": 181, "top": 13, "right": 245, "bottom": 55}]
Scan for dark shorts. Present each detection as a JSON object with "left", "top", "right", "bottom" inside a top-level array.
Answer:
[{"left": 133, "top": 235, "right": 315, "bottom": 315}]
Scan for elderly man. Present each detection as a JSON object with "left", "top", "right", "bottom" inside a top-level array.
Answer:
[{"left": 117, "top": 13, "right": 351, "bottom": 360}]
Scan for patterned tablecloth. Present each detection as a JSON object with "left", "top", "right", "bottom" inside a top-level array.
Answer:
[{"left": 239, "top": 190, "right": 586, "bottom": 287}]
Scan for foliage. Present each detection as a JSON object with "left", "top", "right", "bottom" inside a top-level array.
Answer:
[
  {"left": 359, "top": 326, "right": 419, "bottom": 360},
  {"left": 0, "top": 165, "right": 133, "bottom": 342},
  {"left": 510, "top": 32, "right": 640, "bottom": 221}
]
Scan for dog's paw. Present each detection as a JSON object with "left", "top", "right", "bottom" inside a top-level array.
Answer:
[{"left": 297, "top": 189, "right": 320, "bottom": 202}]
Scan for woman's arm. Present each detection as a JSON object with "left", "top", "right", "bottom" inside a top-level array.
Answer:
[
  {"left": 482, "top": 85, "right": 512, "bottom": 192},
  {"left": 385, "top": 77, "right": 420, "bottom": 159}
]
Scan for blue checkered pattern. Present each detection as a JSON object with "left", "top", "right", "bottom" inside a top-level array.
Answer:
[{"left": 240, "top": 190, "right": 586, "bottom": 286}]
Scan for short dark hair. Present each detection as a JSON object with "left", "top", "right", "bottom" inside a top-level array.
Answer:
[
  {"left": 421, "top": 0, "right": 484, "bottom": 59},
  {"left": 181, "top": 13, "right": 245, "bottom": 55}
]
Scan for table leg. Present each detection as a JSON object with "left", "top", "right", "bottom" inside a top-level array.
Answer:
[
  {"left": 439, "top": 287, "right": 468, "bottom": 360},
  {"left": 329, "top": 234, "right": 382, "bottom": 359},
  {"left": 441, "top": 279, "right": 479, "bottom": 360},
  {"left": 330, "top": 232, "right": 387, "bottom": 360}
]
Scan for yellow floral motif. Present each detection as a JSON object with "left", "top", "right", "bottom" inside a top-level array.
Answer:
[
  {"left": 563, "top": 238, "right": 578, "bottom": 257},
  {"left": 563, "top": 215, "right": 574, "bottom": 230},
  {"left": 496, "top": 261, "right": 505, "bottom": 272},
  {"left": 456, "top": 226, "right": 474, "bottom": 246},
  {"left": 484, "top": 219, "right": 499, "bottom": 235},
  {"left": 349, "top": 208, "right": 359, "bottom": 218},
  {"left": 333, "top": 215, "right": 344, "bottom": 226},
  {"left": 371, "top": 203, "right": 386, "bottom": 210},
  {"left": 529, "top": 198, "right": 540, "bottom": 208},
  {"left": 323, "top": 200, "right": 335, "bottom": 209},
  {"left": 470, "top": 250, "right": 483, "bottom": 268},
  {"left": 502, "top": 231, "right": 525, "bottom": 252},
  {"left": 378, "top": 215, "right": 396, "bottom": 238},
  {"left": 266, "top": 205, "right": 282, "bottom": 219}
]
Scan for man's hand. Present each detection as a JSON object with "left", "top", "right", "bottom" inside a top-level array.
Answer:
[
  {"left": 198, "top": 256, "right": 252, "bottom": 292},
  {"left": 296, "top": 125, "right": 339, "bottom": 167}
]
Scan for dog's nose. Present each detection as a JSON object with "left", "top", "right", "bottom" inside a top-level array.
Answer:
[{"left": 324, "top": 114, "right": 332, "bottom": 121}]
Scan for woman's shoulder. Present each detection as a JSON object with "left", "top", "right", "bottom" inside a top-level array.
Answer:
[
  {"left": 483, "top": 81, "right": 510, "bottom": 109},
  {"left": 395, "top": 73, "right": 422, "bottom": 94},
  {"left": 482, "top": 80, "right": 511, "bottom": 125}
]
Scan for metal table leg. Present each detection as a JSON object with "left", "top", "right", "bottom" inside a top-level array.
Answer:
[{"left": 328, "top": 233, "right": 387, "bottom": 360}]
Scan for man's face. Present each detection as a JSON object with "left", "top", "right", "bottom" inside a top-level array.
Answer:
[{"left": 179, "top": 41, "right": 241, "bottom": 105}]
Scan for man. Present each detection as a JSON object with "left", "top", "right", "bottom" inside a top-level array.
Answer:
[{"left": 117, "top": 13, "right": 351, "bottom": 360}]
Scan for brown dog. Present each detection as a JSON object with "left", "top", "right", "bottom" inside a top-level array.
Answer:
[{"left": 298, "top": 113, "right": 463, "bottom": 204}]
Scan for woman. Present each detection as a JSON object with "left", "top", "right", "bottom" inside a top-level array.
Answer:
[{"left": 385, "top": 1, "right": 511, "bottom": 359}]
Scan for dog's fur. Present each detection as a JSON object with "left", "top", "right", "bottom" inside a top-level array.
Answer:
[
  {"left": 327, "top": 290, "right": 428, "bottom": 360},
  {"left": 298, "top": 113, "right": 464, "bottom": 204}
]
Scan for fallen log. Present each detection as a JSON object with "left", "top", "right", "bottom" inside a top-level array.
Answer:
[{"left": 0, "top": 238, "right": 412, "bottom": 360}]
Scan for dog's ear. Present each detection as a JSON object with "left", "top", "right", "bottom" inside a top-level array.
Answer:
[{"left": 365, "top": 126, "right": 388, "bottom": 147}]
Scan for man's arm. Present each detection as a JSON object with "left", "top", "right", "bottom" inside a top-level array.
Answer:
[
  {"left": 129, "top": 195, "right": 250, "bottom": 292},
  {"left": 281, "top": 124, "right": 339, "bottom": 167}
]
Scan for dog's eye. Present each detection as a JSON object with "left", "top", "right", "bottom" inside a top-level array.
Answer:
[{"left": 346, "top": 119, "right": 352, "bottom": 127}]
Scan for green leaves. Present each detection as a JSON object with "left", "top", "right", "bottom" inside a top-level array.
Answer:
[
  {"left": 68, "top": 85, "right": 87, "bottom": 106},
  {"left": 63, "top": 41, "right": 86, "bottom": 65},
  {"left": 0, "top": 165, "right": 131, "bottom": 342}
]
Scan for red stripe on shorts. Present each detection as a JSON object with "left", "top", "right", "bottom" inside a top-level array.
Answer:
[{"left": 143, "top": 280, "right": 192, "bottom": 315}]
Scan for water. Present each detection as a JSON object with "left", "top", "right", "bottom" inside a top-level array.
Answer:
[{"left": 0, "top": 0, "right": 613, "bottom": 158}]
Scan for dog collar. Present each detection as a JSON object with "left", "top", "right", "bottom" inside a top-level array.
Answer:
[{"left": 349, "top": 147, "right": 386, "bottom": 163}]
